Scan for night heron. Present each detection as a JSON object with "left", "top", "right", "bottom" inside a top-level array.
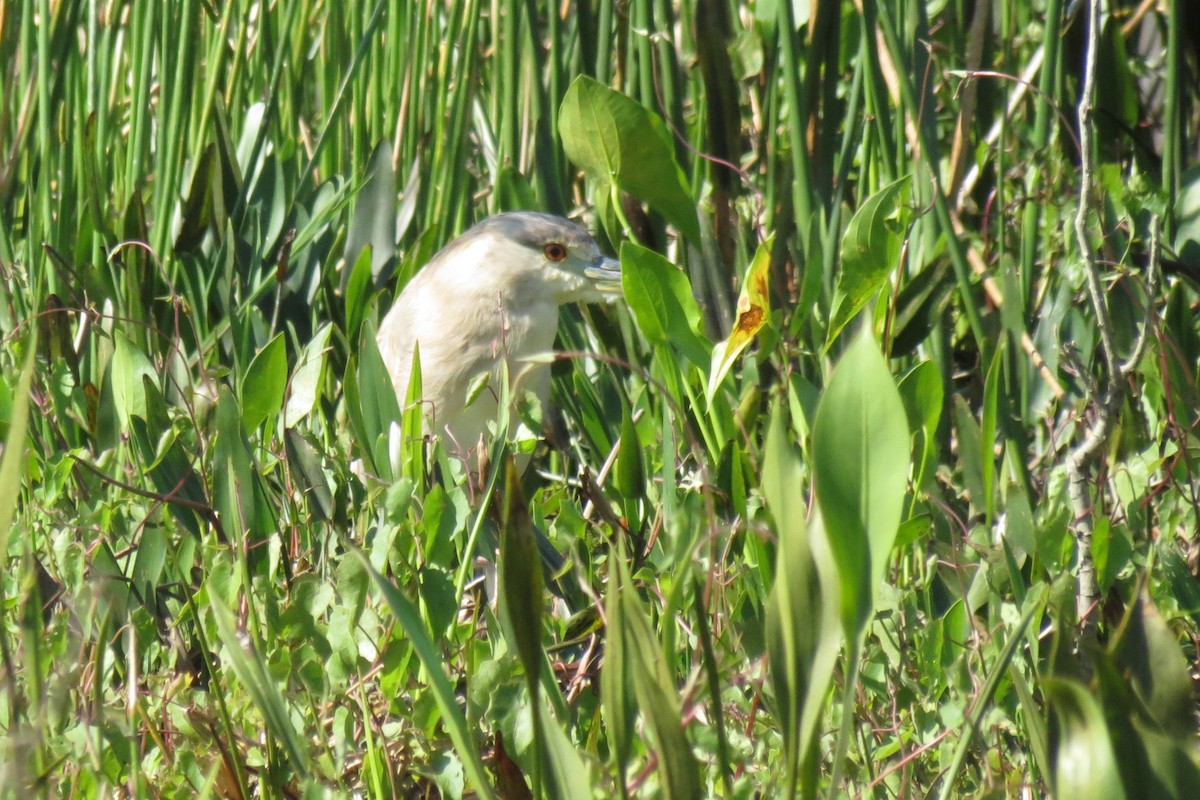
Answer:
[{"left": 376, "top": 211, "right": 622, "bottom": 455}]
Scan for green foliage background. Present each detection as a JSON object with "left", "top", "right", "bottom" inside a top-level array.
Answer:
[{"left": 1, "top": 0, "right": 1199, "bottom": 796}]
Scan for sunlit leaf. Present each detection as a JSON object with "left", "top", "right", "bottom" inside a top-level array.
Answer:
[
  {"left": 708, "top": 236, "right": 772, "bottom": 402},
  {"left": 559, "top": 76, "right": 700, "bottom": 244},
  {"left": 620, "top": 242, "right": 711, "bottom": 367},
  {"left": 241, "top": 332, "right": 286, "bottom": 431},
  {"left": 284, "top": 322, "right": 332, "bottom": 427},
  {"left": 763, "top": 402, "right": 841, "bottom": 792},
  {"left": 812, "top": 326, "right": 910, "bottom": 636},
  {"left": 827, "top": 176, "right": 911, "bottom": 348}
]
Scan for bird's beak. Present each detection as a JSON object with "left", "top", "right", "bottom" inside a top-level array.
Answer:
[{"left": 583, "top": 256, "right": 623, "bottom": 296}]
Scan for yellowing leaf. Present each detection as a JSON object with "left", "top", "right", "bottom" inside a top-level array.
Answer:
[{"left": 707, "top": 236, "right": 772, "bottom": 403}]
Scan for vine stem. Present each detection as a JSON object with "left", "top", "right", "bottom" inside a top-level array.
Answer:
[{"left": 1063, "top": 0, "right": 1161, "bottom": 653}]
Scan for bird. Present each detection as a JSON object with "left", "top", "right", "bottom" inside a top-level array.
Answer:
[{"left": 376, "top": 211, "right": 622, "bottom": 456}]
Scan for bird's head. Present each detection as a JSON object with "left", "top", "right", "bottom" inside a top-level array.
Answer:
[{"left": 443, "top": 212, "right": 622, "bottom": 307}]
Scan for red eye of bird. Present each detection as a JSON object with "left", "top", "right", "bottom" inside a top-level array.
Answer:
[{"left": 543, "top": 242, "right": 568, "bottom": 262}]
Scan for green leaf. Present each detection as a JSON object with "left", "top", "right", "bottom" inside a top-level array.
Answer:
[
  {"left": 897, "top": 360, "right": 943, "bottom": 493},
  {"left": 213, "top": 386, "right": 272, "bottom": 546},
  {"left": 812, "top": 326, "right": 910, "bottom": 636},
  {"left": 499, "top": 458, "right": 544, "bottom": 690},
  {"left": 828, "top": 176, "right": 911, "bottom": 348},
  {"left": 128, "top": 377, "right": 208, "bottom": 536},
  {"left": 601, "top": 543, "right": 636, "bottom": 783},
  {"left": 354, "top": 319, "right": 403, "bottom": 480},
  {"left": 110, "top": 332, "right": 157, "bottom": 428},
  {"left": 762, "top": 402, "right": 841, "bottom": 792},
  {"left": 538, "top": 699, "right": 593, "bottom": 800},
  {"left": 343, "top": 141, "right": 397, "bottom": 290},
  {"left": 356, "top": 550, "right": 497, "bottom": 800},
  {"left": 284, "top": 322, "right": 332, "bottom": 427},
  {"left": 209, "top": 595, "right": 309, "bottom": 776},
  {"left": 345, "top": 243, "right": 375, "bottom": 343},
  {"left": 284, "top": 429, "right": 335, "bottom": 521},
  {"left": 241, "top": 333, "right": 286, "bottom": 431},
  {"left": 614, "top": 404, "right": 645, "bottom": 501},
  {"left": 609, "top": 552, "right": 701, "bottom": 800},
  {"left": 980, "top": 343, "right": 1003, "bottom": 522},
  {"left": 620, "top": 242, "right": 711, "bottom": 367},
  {"left": 0, "top": 339, "right": 35, "bottom": 559},
  {"left": 559, "top": 75, "right": 700, "bottom": 244},
  {"left": 1046, "top": 678, "right": 1128, "bottom": 800},
  {"left": 952, "top": 394, "right": 986, "bottom": 519},
  {"left": 1112, "top": 589, "right": 1196, "bottom": 739}
]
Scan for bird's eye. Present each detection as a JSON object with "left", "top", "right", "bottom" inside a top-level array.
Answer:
[{"left": 543, "top": 242, "right": 568, "bottom": 262}]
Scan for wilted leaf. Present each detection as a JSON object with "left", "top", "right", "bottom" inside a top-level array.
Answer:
[{"left": 708, "top": 236, "right": 772, "bottom": 402}]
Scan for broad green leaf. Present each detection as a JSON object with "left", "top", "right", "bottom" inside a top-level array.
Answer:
[
  {"left": 110, "top": 332, "right": 157, "bottom": 427},
  {"left": 614, "top": 403, "right": 645, "bottom": 501},
  {"left": 601, "top": 543, "right": 636, "bottom": 784},
  {"left": 354, "top": 319, "right": 404, "bottom": 480},
  {"left": 620, "top": 242, "right": 711, "bottom": 367},
  {"left": 952, "top": 394, "right": 986, "bottom": 518},
  {"left": 1046, "top": 678, "right": 1128, "bottom": 800},
  {"left": 812, "top": 327, "right": 910, "bottom": 636},
  {"left": 284, "top": 429, "right": 334, "bottom": 521},
  {"left": 344, "top": 243, "right": 375, "bottom": 342},
  {"left": 213, "top": 386, "right": 272, "bottom": 546},
  {"left": 827, "top": 176, "right": 911, "bottom": 348},
  {"left": 559, "top": 76, "right": 700, "bottom": 244},
  {"left": 708, "top": 236, "right": 772, "bottom": 402},
  {"left": 897, "top": 360, "right": 943, "bottom": 494},
  {"left": 1112, "top": 589, "right": 1196, "bottom": 739},
  {"left": 538, "top": 699, "right": 592, "bottom": 800},
  {"left": 241, "top": 332, "right": 286, "bottom": 431},
  {"left": 1174, "top": 165, "right": 1200, "bottom": 265}
]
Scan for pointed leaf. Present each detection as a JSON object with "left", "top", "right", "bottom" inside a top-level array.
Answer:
[
  {"left": 708, "top": 236, "right": 772, "bottom": 402},
  {"left": 828, "top": 176, "right": 910, "bottom": 347},
  {"left": 620, "top": 242, "right": 711, "bottom": 367},
  {"left": 241, "top": 333, "right": 286, "bottom": 431},
  {"left": 559, "top": 76, "right": 700, "bottom": 244},
  {"left": 812, "top": 327, "right": 910, "bottom": 636}
]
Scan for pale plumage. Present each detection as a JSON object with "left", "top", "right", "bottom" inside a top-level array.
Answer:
[{"left": 376, "top": 212, "right": 621, "bottom": 454}]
